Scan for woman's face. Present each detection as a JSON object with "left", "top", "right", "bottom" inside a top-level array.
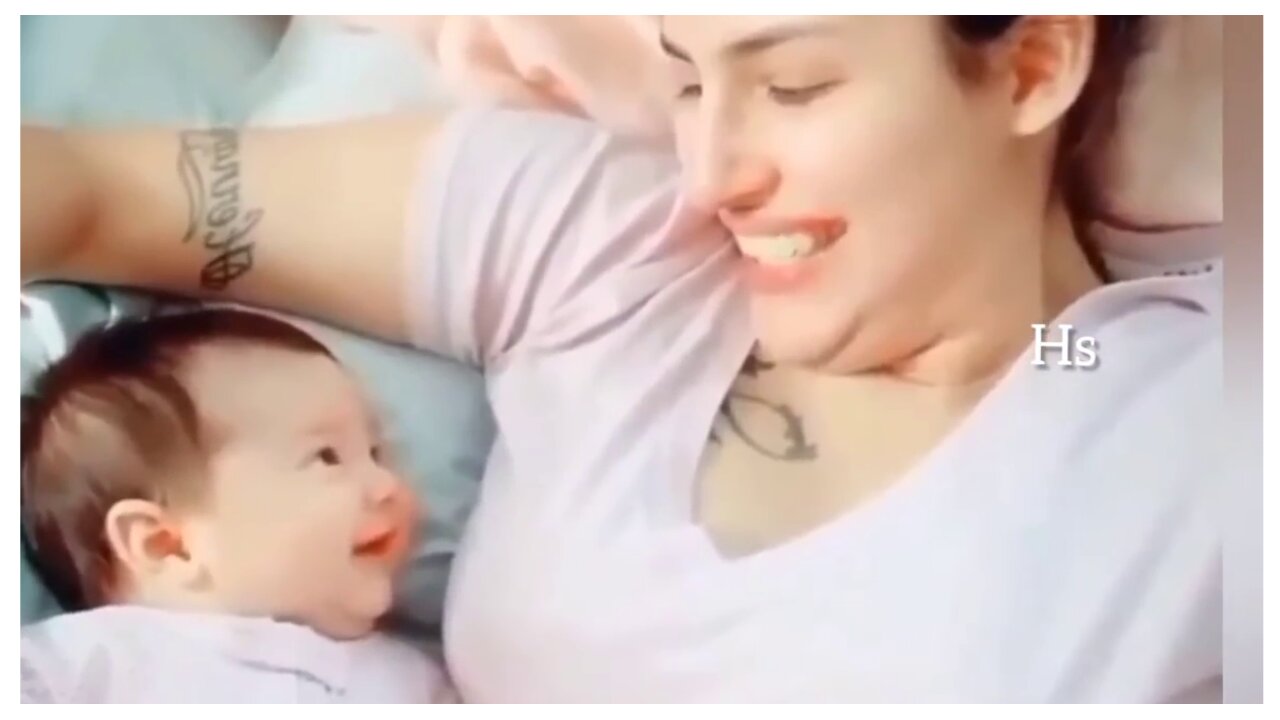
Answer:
[{"left": 663, "top": 16, "right": 1058, "bottom": 375}]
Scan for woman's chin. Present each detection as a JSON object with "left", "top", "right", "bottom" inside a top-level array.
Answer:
[
  {"left": 752, "top": 315, "right": 856, "bottom": 369},
  {"left": 748, "top": 292, "right": 865, "bottom": 370},
  {"left": 754, "top": 336, "right": 839, "bottom": 372}
]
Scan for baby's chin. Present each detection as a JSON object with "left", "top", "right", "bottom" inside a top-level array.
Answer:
[
  {"left": 307, "top": 576, "right": 396, "bottom": 640},
  {"left": 313, "top": 603, "right": 389, "bottom": 641}
]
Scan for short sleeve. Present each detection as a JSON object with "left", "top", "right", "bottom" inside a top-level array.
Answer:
[{"left": 404, "top": 107, "right": 698, "bottom": 366}]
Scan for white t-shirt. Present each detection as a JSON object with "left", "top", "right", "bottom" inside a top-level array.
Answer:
[
  {"left": 410, "top": 108, "right": 1223, "bottom": 702},
  {"left": 21, "top": 606, "right": 454, "bottom": 703}
]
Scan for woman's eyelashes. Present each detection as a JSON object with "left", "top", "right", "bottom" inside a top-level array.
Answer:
[
  {"left": 676, "top": 83, "right": 702, "bottom": 101},
  {"left": 673, "top": 79, "right": 841, "bottom": 106},
  {"left": 766, "top": 80, "right": 841, "bottom": 106}
]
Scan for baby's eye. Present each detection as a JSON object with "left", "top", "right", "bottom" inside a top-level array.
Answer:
[
  {"left": 313, "top": 446, "right": 342, "bottom": 467},
  {"left": 369, "top": 444, "right": 384, "bottom": 464}
]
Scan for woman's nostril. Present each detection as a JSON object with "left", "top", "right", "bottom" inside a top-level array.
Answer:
[{"left": 685, "top": 159, "right": 778, "bottom": 214}]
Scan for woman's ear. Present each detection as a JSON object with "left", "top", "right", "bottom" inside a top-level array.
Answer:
[
  {"left": 103, "top": 499, "right": 204, "bottom": 595},
  {"left": 1007, "top": 16, "right": 1095, "bottom": 137}
]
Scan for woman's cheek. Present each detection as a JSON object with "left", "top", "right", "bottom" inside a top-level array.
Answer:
[{"left": 777, "top": 104, "right": 879, "bottom": 195}]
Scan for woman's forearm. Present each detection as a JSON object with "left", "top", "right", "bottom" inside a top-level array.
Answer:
[{"left": 19, "top": 114, "right": 444, "bottom": 344}]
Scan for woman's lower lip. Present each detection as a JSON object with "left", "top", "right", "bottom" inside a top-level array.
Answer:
[{"left": 739, "top": 254, "right": 823, "bottom": 293}]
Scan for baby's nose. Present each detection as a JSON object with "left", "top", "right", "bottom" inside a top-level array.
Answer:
[{"left": 368, "top": 468, "right": 420, "bottom": 519}]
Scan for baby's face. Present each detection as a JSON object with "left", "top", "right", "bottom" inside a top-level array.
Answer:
[{"left": 180, "top": 344, "right": 416, "bottom": 639}]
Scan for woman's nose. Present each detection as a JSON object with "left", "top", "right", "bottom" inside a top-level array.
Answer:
[
  {"left": 685, "top": 141, "right": 780, "bottom": 215},
  {"left": 686, "top": 152, "right": 773, "bottom": 213}
]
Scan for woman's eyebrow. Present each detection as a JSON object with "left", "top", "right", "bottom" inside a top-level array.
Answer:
[
  {"left": 726, "top": 19, "right": 843, "bottom": 58},
  {"left": 660, "top": 33, "right": 692, "bottom": 62},
  {"left": 660, "top": 19, "right": 841, "bottom": 64}
]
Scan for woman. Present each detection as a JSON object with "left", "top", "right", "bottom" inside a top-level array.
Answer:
[{"left": 21, "top": 16, "right": 1221, "bottom": 701}]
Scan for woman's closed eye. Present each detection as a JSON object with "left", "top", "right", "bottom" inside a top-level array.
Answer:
[
  {"left": 767, "top": 80, "right": 841, "bottom": 106},
  {"left": 676, "top": 83, "right": 703, "bottom": 101}
]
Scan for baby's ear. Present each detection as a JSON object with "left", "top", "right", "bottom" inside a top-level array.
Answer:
[{"left": 103, "top": 499, "right": 203, "bottom": 594}]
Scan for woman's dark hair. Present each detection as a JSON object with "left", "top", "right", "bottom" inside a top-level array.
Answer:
[{"left": 944, "top": 16, "right": 1150, "bottom": 281}]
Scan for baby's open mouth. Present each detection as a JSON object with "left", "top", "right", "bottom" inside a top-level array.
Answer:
[{"left": 352, "top": 523, "right": 404, "bottom": 560}]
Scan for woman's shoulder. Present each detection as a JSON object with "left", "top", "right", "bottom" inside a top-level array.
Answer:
[
  {"left": 1024, "top": 269, "right": 1220, "bottom": 451},
  {"left": 1060, "top": 270, "right": 1221, "bottom": 459},
  {"left": 411, "top": 106, "right": 717, "bottom": 362},
  {"left": 1083, "top": 268, "right": 1221, "bottom": 358},
  {"left": 435, "top": 105, "right": 681, "bottom": 195},
  {"left": 433, "top": 105, "right": 711, "bottom": 268}
]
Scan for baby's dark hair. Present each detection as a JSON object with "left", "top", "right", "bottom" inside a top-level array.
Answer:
[{"left": 21, "top": 308, "right": 333, "bottom": 611}]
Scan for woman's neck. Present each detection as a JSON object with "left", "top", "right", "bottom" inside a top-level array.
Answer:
[{"left": 888, "top": 200, "right": 1102, "bottom": 387}]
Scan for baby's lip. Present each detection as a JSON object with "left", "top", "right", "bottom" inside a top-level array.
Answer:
[{"left": 351, "top": 518, "right": 410, "bottom": 562}]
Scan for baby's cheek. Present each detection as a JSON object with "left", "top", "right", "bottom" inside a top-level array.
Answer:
[
  {"left": 350, "top": 568, "right": 397, "bottom": 624},
  {"left": 294, "top": 518, "right": 356, "bottom": 573}
]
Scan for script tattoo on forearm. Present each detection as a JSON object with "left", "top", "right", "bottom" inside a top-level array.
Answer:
[
  {"left": 709, "top": 354, "right": 819, "bottom": 462},
  {"left": 177, "top": 129, "right": 262, "bottom": 291}
]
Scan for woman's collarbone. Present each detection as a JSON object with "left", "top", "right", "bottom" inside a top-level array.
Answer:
[{"left": 698, "top": 365, "right": 978, "bottom": 554}]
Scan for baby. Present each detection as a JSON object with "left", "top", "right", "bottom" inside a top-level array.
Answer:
[{"left": 20, "top": 308, "right": 453, "bottom": 703}]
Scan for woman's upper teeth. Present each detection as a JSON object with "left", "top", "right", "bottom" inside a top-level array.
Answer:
[{"left": 734, "top": 233, "right": 818, "bottom": 262}]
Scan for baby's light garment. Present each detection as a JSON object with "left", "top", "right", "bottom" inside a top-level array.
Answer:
[{"left": 20, "top": 606, "right": 453, "bottom": 703}]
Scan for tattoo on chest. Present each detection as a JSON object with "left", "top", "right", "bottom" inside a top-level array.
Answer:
[
  {"left": 709, "top": 353, "right": 819, "bottom": 462},
  {"left": 177, "top": 129, "right": 263, "bottom": 291}
]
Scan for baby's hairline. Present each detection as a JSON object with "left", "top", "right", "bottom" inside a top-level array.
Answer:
[{"left": 21, "top": 308, "right": 339, "bottom": 611}]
